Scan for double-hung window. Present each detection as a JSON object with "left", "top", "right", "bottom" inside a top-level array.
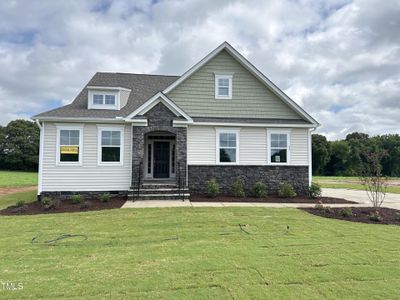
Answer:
[
  {"left": 57, "top": 126, "right": 83, "bottom": 164},
  {"left": 217, "top": 129, "right": 239, "bottom": 164},
  {"left": 88, "top": 90, "right": 119, "bottom": 109},
  {"left": 215, "top": 75, "right": 233, "bottom": 99},
  {"left": 98, "top": 126, "right": 124, "bottom": 164},
  {"left": 269, "top": 131, "right": 290, "bottom": 164}
]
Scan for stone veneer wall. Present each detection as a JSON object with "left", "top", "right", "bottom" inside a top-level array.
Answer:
[
  {"left": 131, "top": 102, "right": 187, "bottom": 189},
  {"left": 188, "top": 165, "right": 309, "bottom": 196},
  {"left": 40, "top": 190, "right": 127, "bottom": 200}
]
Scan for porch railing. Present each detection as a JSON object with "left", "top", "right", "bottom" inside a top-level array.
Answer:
[
  {"left": 136, "top": 161, "right": 143, "bottom": 200},
  {"left": 177, "top": 162, "right": 185, "bottom": 201}
]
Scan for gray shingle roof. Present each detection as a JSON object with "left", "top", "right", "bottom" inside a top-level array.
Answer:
[{"left": 33, "top": 72, "right": 179, "bottom": 119}]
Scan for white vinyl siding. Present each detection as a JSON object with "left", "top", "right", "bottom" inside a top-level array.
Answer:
[
  {"left": 42, "top": 122, "right": 131, "bottom": 191},
  {"left": 187, "top": 126, "right": 216, "bottom": 165},
  {"left": 290, "top": 128, "right": 309, "bottom": 165},
  {"left": 240, "top": 127, "right": 267, "bottom": 164},
  {"left": 187, "top": 125, "right": 309, "bottom": 166}
]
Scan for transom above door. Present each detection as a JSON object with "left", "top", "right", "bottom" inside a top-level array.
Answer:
[{"left": 145, "top": 134, "right": 176, "bottom": 179}]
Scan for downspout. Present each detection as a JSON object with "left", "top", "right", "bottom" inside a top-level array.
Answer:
[
  {"left": 35, "top": 119, "right": 44, "bottom": 200},
  {"left": 308, "top": 128, "right": 316, "bottom": 186}
]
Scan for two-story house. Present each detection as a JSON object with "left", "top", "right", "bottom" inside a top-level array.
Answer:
[{"left": 33, "top": 42, "right": 319, "bottom": 200}]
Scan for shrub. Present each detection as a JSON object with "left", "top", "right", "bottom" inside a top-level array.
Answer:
[
  {"left": 41, "top": 197, "right": 60, "bottom": 210},
  {"left": 278, "top": 182, "right": 297, "bottom": 198},
  {"left": 369, "top": 210, "right": 383, "bottom": 222},
  {"left": 340, "top": 207, "right": 353, "bottom": 217},
  {"left": 15, "top": 200, "right": 25, "bottom": 208},
  {"left": 206, "top": 179, "right": 219, "bottom": 198},
  {"left": 395, "top": 212, "right": 400, "bottom": 221},
  {"left": 308, "top": 182, "right": 322, "bottom": 199},
  {"left": 100, "top": 193, "right": 111, "bottom": 203},
  {"left": 323, "top": 206, "right": 333, "bottom": 214},
  {"left": 71, "top": 194, "right": 83, "bottom": 204},
  {"left": 80, "top": 201, "right": 92, "bottom": 209},
  {"left": 314, "top": 200, "right": 324, "bottom": 210},
  {"left": 253, "top": 181, "right": 267, "bottom": 198},
  {"left": 230, "top": 178, "right": 245, "bottom": 198}
]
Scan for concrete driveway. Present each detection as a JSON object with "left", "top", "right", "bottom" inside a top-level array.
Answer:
[{"left": 322, "top": 188, "right": 400, "bottom": 210}]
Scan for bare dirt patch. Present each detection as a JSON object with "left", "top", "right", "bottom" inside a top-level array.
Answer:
[
  {"left": 0, "top": 196, "right": 126, "bottom": 216},
  {"left": 0, "top": 186, "right": 36, "bottom": 196},
  {"left": 190, "top": 194, "right": 356, "bottom": 204},
  {"left": 302, "top": 207, "right": 400, "bottom": 226}
]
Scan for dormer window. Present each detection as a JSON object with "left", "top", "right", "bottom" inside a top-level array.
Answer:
[
  {"left": 215, "top": 74, "right": 233, "bottom": 99},
  {"left": 87, "top": 87, "right": 122, "bottom": 110},
  {"left": 92, "top": 94, "right": 116, "bottom": 106}
]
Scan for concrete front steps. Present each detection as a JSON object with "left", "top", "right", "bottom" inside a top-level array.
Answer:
[{"left": 128, "top": 181, "right": 190, "bottom": 201}]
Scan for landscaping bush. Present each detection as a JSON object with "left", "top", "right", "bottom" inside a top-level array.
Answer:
[
  {"left": 80, "top": 201, "right": 92, "bottom": 209},
  {"left": 278, "top": 182, "right": 297, "bottom": 198},
  {"left": 230, "top": 178, "right": 245, "bottom": 198},
  {"left": 41, "top": 197, "right": 60, "bottom": 210},
  {"left": 100, "top": 193, "right": 111, "bottom": 203},
  {"left": 340, "top": 207, "right": 353, "bottom": 217},
  {"left": 71, "top": 194, "right": 83, "bottom": 204},
  {"left": 206, "top": 179, "right": 219, "bottom": 198},
  {"left": 369, "top": 210, "right": 383, "bottom": 222},
  {"left": 15, "top": 200, "right": 25, "bottom": 208},
  {"left": 314, "top": 200, "right": 324, "bottom": 210},
  {"left": 308, "top": 182, "right": 322, "bottom": 199},
  {"left": 252, "top": 181, "right": 267, "bottom": 198}
]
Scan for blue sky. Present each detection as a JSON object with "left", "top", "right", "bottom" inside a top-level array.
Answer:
[{"left": 0, "top": 0, "right": 399, "bottom": 140}]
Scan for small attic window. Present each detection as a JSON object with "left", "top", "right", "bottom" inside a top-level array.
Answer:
[
  {"left": 215, "top": 74, "right": 233, "bottom": 99},
  {"left": 88, "top": 89, "right": 120, "bottom": 110}
]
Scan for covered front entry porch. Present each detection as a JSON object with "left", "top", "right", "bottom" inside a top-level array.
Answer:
[
  {"left": 130, "top": 101, "right": 188, "bottom": 200},
  {"left": 144, "top": 132, "right": 176, "bottom": 180}
]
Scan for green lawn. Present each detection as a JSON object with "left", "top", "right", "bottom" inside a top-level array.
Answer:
[
  {"left": 314, "top": 176, "right": 400, "bottom": 194},
  {"left": 0, "top": 192, "right": 400, "bottom": 299},
  {"left": 0, "top": 171, "right": 37, "bottom": 188}
]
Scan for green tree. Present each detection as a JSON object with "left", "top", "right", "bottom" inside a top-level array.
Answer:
[
  {"left": 345, "top": 132, "right": 372, "bottom": 175},
  {"left": 312, "top": 134, "right": 330, "bottom": 175},
  {"left": 0, "top": 120, "right": 39, "bottom": 171},
  {"left": 324, "top": 140, "right": 350, "bottom": 176},
  {"left": 375, "top": 134, "right": 400, "bottom": 177}
]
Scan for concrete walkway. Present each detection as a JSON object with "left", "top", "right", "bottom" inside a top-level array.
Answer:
[
  {"left": 121, "top": 188, "right": 400, "bottom": 209},
  {"left": 322, "top": 188, "right": 400, "bottom": 210}
]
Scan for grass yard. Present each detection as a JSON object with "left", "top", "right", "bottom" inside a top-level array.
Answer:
[
  {"left": 0, "top": 171, "right": 37, "bottom": 188},
  {"left": 314, "top": 176, "right": 400, "bottom": 194},
  {"left": 0, "top": 192, "right": 400, "bottom": 299}
]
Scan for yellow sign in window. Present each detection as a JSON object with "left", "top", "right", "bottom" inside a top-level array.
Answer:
[{"left": 60, "top": 146, "right": 79, "bottom": 154}]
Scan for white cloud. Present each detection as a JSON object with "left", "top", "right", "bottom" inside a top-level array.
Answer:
[{"left": 0, "top": 0, "right": 399, "bottom": 140}]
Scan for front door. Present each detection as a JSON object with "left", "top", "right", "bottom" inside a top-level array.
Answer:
[{"left": 153, "top": 141, "right": 170, "bottom": 178}]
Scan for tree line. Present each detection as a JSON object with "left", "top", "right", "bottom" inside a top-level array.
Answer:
[
  {"left": 0, "top": 120, "right": 39, "bottom": 171},
  {"left": 313, "top": 132, "right": 400, "bottom": 177}
]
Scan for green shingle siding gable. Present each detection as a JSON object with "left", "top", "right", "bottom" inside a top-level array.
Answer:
[{"left": 167, "top": 50, "right": 302, "bottom": 119}]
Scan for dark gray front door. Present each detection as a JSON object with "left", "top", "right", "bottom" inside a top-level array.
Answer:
[{"left": 153, "top": 141, "right": 170, "bottom": 178}]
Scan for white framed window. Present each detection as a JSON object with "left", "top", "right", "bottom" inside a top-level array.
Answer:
[
  {"left": 97, "top": 126, "right": 124, "bottom": 165},
  {"left": 268, "top": 130, "right": 290, "bottom": 164},
  {"left": 216, "top": 128, "right": 239, "bottom": 164},
  {"left": 215, "top": 74, "right": 233, "bottom": 99},
  {"left": 56, "top": 125, "right": 83, "bottom": 165},
  {"left": 88, "top": 90, "right": 120, "bottom": 110}
]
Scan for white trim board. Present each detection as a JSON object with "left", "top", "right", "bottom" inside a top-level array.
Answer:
[
  {"left": 174, "top": 120, "right": 316, "bottom": 128},
  {"left": 163, "top": 41, "right": 319, "bottom": 126},
  {"left": 125, "top": 92, "right": 193, "bottom": 122},
  {"left": 87, "top": 86, "right": 131, "bottom": 92}
]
